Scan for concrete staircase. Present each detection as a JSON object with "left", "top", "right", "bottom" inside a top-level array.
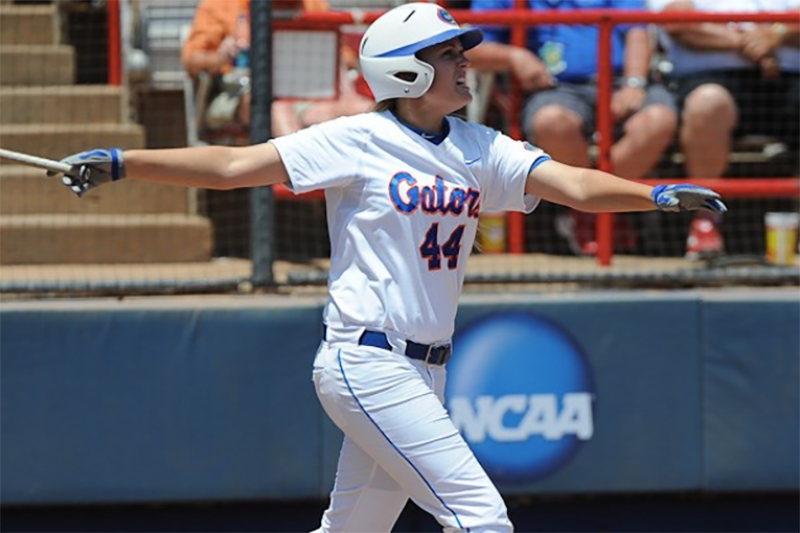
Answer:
[{"left": 0, "top": 3, "right": 212, "bottom": 265}]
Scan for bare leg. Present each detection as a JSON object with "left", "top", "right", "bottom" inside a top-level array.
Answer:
[
  {"left": 680, "top": 84, "right": 736, "bottom": 259},
  {"left": 528, "top": 105, "right": 593, "bottom": 168},
  {"left": 680, "top": 84, "right": 738, "bottom": 179},
  {"left": 612, "top": 105, "right": 678, "bottom": 179}
]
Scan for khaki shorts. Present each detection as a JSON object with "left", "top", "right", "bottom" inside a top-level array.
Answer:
[{"left": 522, "top": 80, "right": 676, "bottom": 141}]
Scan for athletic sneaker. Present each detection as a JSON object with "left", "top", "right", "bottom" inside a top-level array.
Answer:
[
  {"left": 555, "top": 211, "right": 637, "bottom": 256},
  {"left": 685, "top": 213, "right": 725, "bottom": 261}
]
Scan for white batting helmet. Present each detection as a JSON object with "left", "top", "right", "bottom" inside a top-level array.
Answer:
[{"left": 359, "top": 3, "right": 483, "bottom": 102}]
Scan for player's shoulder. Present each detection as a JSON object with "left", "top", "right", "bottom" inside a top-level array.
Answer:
[
  {"left": 447, "top": 115, "right": 548, "bottom": 161},
  {"left": 312, "top": 111, "right": 376, "bottom": 131},
  {"left": 444, "top": 116, "right": 508, "bottom": 168},
  {"left": 447, "top": 115, "right": 504, "bottom": 148},
  {"left": 285, "top": 112, "right": 380, "bottom": 148}
]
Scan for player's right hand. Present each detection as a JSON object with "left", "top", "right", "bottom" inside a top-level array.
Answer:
[{"left": 46, "top": 149, "right": 126, "bottom": 197}]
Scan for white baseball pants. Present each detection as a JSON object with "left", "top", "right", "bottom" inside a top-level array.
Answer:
[{"left": 311, "top": 340, "right": 512, "bottom": 533}]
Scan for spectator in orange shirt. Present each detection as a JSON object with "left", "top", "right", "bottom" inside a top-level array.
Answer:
[{"left": 181, "top": 0, "right": 372, "bottom": 138}]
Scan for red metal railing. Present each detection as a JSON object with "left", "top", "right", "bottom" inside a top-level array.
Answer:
[
  {"left": 107, "top": 0, "right": 122, "bottom": 86},
  {"left": 106, "top": 7, "right": 799, "bottom": 262}
]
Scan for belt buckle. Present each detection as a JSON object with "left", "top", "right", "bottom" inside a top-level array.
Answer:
[{"left": 425, "top": 344, "right": 451, "bottom": 366}]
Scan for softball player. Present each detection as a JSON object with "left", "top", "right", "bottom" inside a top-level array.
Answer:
[{"left": 51, "top": 4, "right": 726, "bottom": 531}]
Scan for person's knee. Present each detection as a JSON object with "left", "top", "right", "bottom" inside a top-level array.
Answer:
[
  {"left": 627, "top": 104, "right": 678, "bottom": 146},
  {"left": 647, "top": 104, "right": 678, "bottom": 137},
  {"left": 682, "top": 84, "right": 737, "bottom": 131},
  {"left": 528, "top": 105, "right": 584, "bottom": 146}
]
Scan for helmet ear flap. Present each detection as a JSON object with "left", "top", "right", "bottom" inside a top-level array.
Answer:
[
  {"left": 362, "top": 54, "right": 435, "bottom": 101},
  {"left": 398, "top": 58, "right": 434, "bottom": 97}
]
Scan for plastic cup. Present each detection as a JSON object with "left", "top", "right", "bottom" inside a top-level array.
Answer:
[
  {"left": 478, "top": 213, "right": 506, "bottom": 254},
  {"left": 765, "top": 212, "right": 799, "bottom": 266}
]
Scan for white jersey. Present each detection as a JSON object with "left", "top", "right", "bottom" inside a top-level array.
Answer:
[
  {"left": 649, "top": 0, "right": 800, "bottom": 75},
  {"left": 271, "top": 110, "right": 549, "bottom": 344}
]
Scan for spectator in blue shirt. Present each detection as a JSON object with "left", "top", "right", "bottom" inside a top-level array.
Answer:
[{"left": 468, "top": 0, "right": 678, "bottom": 256}]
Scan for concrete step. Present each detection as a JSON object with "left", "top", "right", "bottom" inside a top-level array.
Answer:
[
  {"left": 0, "top": 166, "right": 191, "bottom": 215},
  {"left": 0, "top": 214, "right": 214, "bottom": 264},
  {"left": 0, "top": 86, "right": 124, "bottom": 124},
  {"left": 0, "top": 44, "right": 74, "bottom": 86},
  {"left": 0, "top": 124, "right": 145, "bottom": 162},
  {"left": 0, "top": 4, "right": 59, "bottom": 46}
]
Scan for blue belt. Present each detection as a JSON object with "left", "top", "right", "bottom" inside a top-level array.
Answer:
[
  {"left": 360, "top": 331, "right": 452, "bottom": 366},
  {"left": 324, "top": 327, "right": 452, "bottom": 366}
]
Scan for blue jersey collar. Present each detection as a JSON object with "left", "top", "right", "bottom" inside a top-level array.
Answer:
[{"left": 391, "top": 111, "right": 450, "bottom": 145}]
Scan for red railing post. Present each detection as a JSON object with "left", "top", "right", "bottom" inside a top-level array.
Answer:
[
  {"left": 506, "top": 0, "right": 529, "bottom": 254},
  {"left": 107, "top": 0, "right": 122, "bottom": 86},
  {"left": 595, "top": 17, "right": 614, "bottom": 266}
]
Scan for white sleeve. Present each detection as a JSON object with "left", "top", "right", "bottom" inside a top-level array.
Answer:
[
  {"left": 269, "top": 117, "right": 365, "bottom": 194},
  {"left": 480, "top": 131, "right": 549, "bottom": 214}
]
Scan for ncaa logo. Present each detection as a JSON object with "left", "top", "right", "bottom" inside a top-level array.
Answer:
[{"left": 446, "top": 312, "right": 595, "bottom": 483}]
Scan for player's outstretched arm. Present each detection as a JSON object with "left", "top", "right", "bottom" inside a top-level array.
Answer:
[
  {"left": 49, "top": 143, "right": 290, "bottom": 197},
  {"left": 525, "top": 160, "right": 726, "bottom": 214}
]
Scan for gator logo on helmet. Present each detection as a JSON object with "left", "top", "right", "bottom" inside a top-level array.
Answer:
[{"left": 437, "top": 8, "right": 457, "bottom": 25}]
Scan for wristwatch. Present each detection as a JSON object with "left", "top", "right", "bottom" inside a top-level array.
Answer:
[{"left": 622, "top": 76, "right": 648, "bottom": 88}]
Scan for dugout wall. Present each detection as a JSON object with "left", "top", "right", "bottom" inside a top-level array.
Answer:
[{"left": 2, "top": 289, "right": 797, "bottom": 505}]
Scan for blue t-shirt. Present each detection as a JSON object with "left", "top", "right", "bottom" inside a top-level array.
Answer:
[{"left": 471, "top": 0, "right": 644, "bottom": 82}]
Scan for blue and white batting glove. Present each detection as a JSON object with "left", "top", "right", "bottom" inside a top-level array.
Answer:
[
  {"left": 651, "top": 184, "right": 727, "bottom": 214},
  {"left": 46, "top": 148, "right": 126, "bottom": 197}
]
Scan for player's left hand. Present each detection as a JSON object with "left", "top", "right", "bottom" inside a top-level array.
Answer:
[
  {"left": 47, "top": 149, "right": 126, "bottom": 197},
  {"left": 651, "top": 184, "right": 727, "bottom": 214}
]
